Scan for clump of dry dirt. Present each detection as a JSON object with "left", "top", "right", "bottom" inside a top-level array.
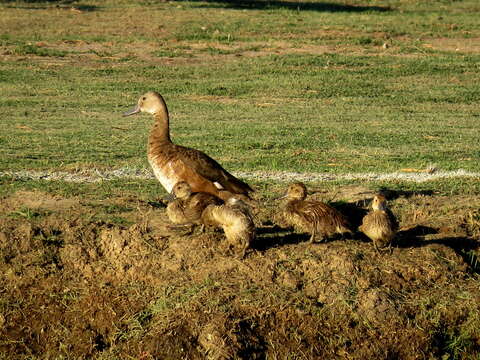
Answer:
[{"left": 0, "top": 189, "right": 479, "bottom": 359}]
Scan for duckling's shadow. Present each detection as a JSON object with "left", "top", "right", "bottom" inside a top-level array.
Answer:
[
  {"left": 377, "top": 188, "right": 435, "bottom": 201},
  {"left": 177, "top": 0, "right": 390, "bottom": 12},
  {"left": 253, "top": 229, "right": 310, "bottom": 251},
  {"left": 395, "top": 225, "right": 438, "bottom": 247},
  {"left": 394, "top": 226, "right": 480, "bottom": 275},
  {"left": 331, "top": 201, "right": 369, "bottom": 229}
]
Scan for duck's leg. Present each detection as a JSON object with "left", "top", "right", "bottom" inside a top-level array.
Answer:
[{"left": 309, "top": 227, "right": 317, "bottom": 243}]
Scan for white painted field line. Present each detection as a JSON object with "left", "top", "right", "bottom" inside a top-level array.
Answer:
[{"left": 1, "top": 168, "right": 480, "bottom": 183}]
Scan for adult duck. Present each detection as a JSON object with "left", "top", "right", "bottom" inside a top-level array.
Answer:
[{"left": 123, "top": 91, "right": 254, "bottom": 200}]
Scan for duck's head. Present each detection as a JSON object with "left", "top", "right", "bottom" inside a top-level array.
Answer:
[
  {"left": 172, "top": 181, "right": 193, "bottom": 200},
  {"left": 277, "top": 182, "right": 308, "bottom": 201},
  {"left": 371, "top": 194, "right": 388, "bottom": 211},
  {"left": 123, "top": 91, "right": 166, "bottom": 116}
]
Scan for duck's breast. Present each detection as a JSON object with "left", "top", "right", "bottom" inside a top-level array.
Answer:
[{"left": 148, "top": 155, "right": 181, "bottom": 193}]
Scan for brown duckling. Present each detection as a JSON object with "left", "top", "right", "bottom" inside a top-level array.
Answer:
[
  {"left": 166, "top": 181, "right": 223, "bottom": 227},
  {"left": 359, "top": 194, "right": 398, "bottom": 252},
  {"left": 123, "top": 91, "right": 253, "bottom": 201},
  {"left": 279, "top": 182, "right": 352, "bottom": 243},
  {"left": 201, "top": 197, "right": 256, "bottom": 258}
]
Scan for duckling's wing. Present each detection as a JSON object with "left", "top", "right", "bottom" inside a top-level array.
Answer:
[
  {"left": 176, "top": 145, "right": 254, "bottom": 195},
  {"left": 362, "top": 211, "right": 396, "bottom": 236},
  {"left": 296, "top": 201, "right": 329, "bottom": 222},
  {"left": 359, "top": 211, "right": 376, "bottom": 231},
  {"left": 386, "top": 209, "right": 399, "bottom": 231},
  {"left": 301, "top": 201, "right": 350, "bottom": 228}
]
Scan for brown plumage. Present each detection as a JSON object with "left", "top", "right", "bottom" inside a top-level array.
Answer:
[
  {"left": 201, "top": 197, "right": 256, "bottom": 258},
  {"left": 166, "top": 181, "right": 223, "bottom": 226},
  {"left": 279, "top": 182, "right": 352, "bottom": 243},
  {"left": 359, "top": 194, "right": 398, "bottom": 252},
  {"left": 123, "top": 91, "right": 253, "bottom": 201}
]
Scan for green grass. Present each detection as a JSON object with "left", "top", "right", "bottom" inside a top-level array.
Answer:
[{"left": 0, "top": 0, "right": 479, "bottom": 195}]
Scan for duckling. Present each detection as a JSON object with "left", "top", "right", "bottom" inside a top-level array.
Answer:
[
  {"left": 359, "top": 194, "right": 398, "bottom": 252},
  {"left": 123, "top": 92, "right": 253, "bottom": 201},
  {"left": 279, "top": 182, "right": 352, "bottom": 243},
  {"left": 166, "top": 181, "right": 223, "bottom": 228},
  {"left": 201, "top": 197, "right": 256, "bottom": 258}
]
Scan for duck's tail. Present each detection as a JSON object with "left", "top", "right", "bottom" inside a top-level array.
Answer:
[{"left": 219, "top": 171, "right": 254, "bottom": 197}]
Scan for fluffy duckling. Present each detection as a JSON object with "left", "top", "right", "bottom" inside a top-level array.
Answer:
[
  {"left": 359, "top": 194, "right": 398, "bottom": 252},
  {"left": 123, "top": 92, "right": 253, "bottom": 201},
  {"left": 279, "top": 182, "right": 352, "bottom": 243},
  {"left": 201, "top": 197, "right": 256, "bottom": 258},
  {"left": 166, "top": 181, "right": 223, "bottom": 227}
]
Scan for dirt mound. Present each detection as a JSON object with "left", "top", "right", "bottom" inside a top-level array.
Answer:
[{"left": 0, "top": 190, "right": 479, "bottom": 359}]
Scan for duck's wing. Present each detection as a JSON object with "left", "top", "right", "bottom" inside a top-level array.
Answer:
[{"left": 175, "top": 145, "right": 254, "bottom": 195}]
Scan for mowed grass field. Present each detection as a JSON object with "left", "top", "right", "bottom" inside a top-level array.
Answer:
[
  {"left": 1, "top": 0, "right": 480, "bottom": 187},
  {"left": 1, "top": 0, "right": 480, "bottom": 359}
]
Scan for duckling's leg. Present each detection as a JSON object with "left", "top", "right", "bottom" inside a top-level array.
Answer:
[
  {"left": 167, "top": 223, "right": 195, "bottom": 235},
  {"left": 373, "top": 241, "right": 382, "bottom": 254},
  {"left": 239, "top": 245, "right": 248, "bottom": 259},
  {"left": 387, "top": 243, "right": 393, "bottom": 255},
  {"left": 309, "top": 228, "right": 317, "bottom": 243}
]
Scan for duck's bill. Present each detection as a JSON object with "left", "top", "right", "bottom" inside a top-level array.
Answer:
[
  {"left": 273, "top": 194, "right": 287, "bottom": 201},
  {"left": 123, "top": 105, "right": 141, "bottom": 117}
]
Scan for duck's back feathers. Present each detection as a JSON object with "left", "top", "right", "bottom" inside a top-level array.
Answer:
[{"left": 176, "top": 145, "right": 254, "bottom": 195}]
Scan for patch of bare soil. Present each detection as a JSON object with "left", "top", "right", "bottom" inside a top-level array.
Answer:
[
  {"left": 0, "top": 189, "right": 479, "bottom": 359},
  {"left": 425, "top": 37, "right": 480, "bottom": 54}
]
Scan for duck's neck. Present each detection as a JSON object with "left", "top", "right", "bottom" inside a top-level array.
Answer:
[{"left": 149, "top": 106, "right": 171, "bottom": 144}]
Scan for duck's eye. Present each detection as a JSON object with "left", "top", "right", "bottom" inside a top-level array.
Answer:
[{"left": 142, "top": 97, "right": 146, "bottom": 101}]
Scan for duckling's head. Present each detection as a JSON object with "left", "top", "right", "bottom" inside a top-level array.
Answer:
[
  {"left": 123, "top": 91, "right": 167, "bottom": 116},
  {"left": 371, "top": 194, "right": 388, "bottom": 211},
  {"left": 285, "top": 182, "right": 308, "bottom": 200},
  {"left": 172, "top": 181, "right": 193, "bottom": 200}
]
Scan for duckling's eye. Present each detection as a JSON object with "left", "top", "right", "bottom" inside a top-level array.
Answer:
[{"left": 142, "top": 97, "right": 146, "bottom": 101}]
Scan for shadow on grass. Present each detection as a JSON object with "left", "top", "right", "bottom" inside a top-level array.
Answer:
[
  {"left": 378, "top": 188, "right": 435, "bottom": 200},
  {"left": 1, "top": 0, "right": 98, "bottom": 11},
  {"left": 254, "top": 226, "right": 309, "bottom": 251},
  {"left": 396, "top": 225, "right": 480, "bottom": 275},
  {"left": 332, "top": 200, "right": 369, "bottom": 229},
  {"left": 174, "top": 0, "right": 390, "bottom": 12}
]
